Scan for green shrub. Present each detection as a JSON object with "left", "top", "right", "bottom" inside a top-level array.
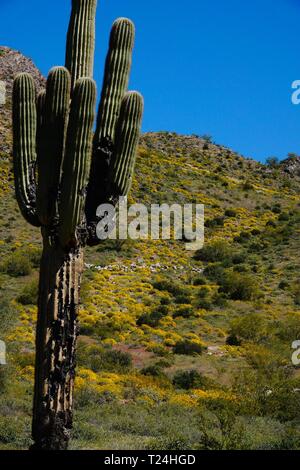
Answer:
[
  {"left": 234, "top": 231, "right": 251, "bottom": 243},
  {"left": 224, "top": 209, "right": 237, "bottom": 217},
  {"left": 17, "top": 278, "right": 39, "bottom": 305},
  {"left": 229, "top": 313, "right": 265, "bottom": 342},
  {"left": 173, "top": 305, "right": 194, "bottom": 318},
  {"left": 174, "top": 293, "right": 191, "bottom": 304},
  {"left": 226, "top": 333, "right": 241, "bottom": 346},
  {"left": 205, "top": 216, "right": 225, "bottom": 228},
  {"left": 242, "top": 181, "right": 254, "bottom": 191},
  {"left": 77, "top": 344, "right": 132, "bottom": 373},
  {"left": 219, "top": 271, "right": 259, "bottom": 301},
  {"left": 193, "top": 276, "right": 206, "bottom": 286},
  {"left": 203, "top": 264, "right": 226, "bottom": 283},
  {"left": 278, "top": 280, "right": 289, "bottom": 290},
  {"left": 266, "top": 156, "right": 279, "bottom": 167},
  {"left": 195, "top": 242, "right": 245, "bottom": 268},
  {"left": 152, "top": 279, "right": 188, "bottom": 298},
  {"left": 0, "top": 416, "right": 31, "bottom": 447},
  {"left": 274, "top": 316, "right": 300, "bottom": 342},
  {"left": 266, "top": 219, "right": 276, "bottom": 227},
  {"left": 0, "top": 300, "right": 19, "bottom": 334},
  {"left": 141, "top": 364, "right": 167, "bottom": 378},
  {"left": 173, "top": 339, "right": 203, "bottom": 355},
  {"left": 23, "top": 246, "right": 42, "bottom": 268},
  {"left": 195, "top": 241, "right": 232, "bottom": 263},
  {"left": 278, "top": 212, "right": 289, "bottom": 222},
  {"left": 172, "top": 370, "right": 215, "bottom": 390},
  {"left": 211, "top": 292, "right": 227, "bottom": 308},
  {"left": 195, "top": 286, "right": 212, "bottom": 309},
  {"left": 0, "top": 252, "right": 32, "bottom": 277},
  {"left": 137, "top": 306, "right": 169, "bottom": 327},
  {"left": 100, "top": 349, "right": 132, "bottom": 371}
]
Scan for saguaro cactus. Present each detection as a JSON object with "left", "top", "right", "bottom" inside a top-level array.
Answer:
[{"left": 12, "top": 0, "right": 143, "bottom": 450}]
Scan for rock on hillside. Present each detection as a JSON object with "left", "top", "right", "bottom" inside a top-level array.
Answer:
[
  {"left": 0, "top": 46, "right": 45, "bottom": 155},
  {"left": 280, "top": 154, "right": 300, "bottom": 176}
]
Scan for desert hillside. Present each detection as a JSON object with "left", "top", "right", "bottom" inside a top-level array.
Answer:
[{"left": 0, "top": 47, "right": 300, "bottom": 450}]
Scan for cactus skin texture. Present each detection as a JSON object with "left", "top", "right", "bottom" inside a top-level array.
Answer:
[{"left": 12, "top": 0, "right": 143, "bottom": 450}]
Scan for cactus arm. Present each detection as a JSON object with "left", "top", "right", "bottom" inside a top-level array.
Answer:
[
  {"left": 107, "top": 91, "right": 144, "bottom": 198},
  {"left": 36, "top": 67, "right": 71, "bottom": 226},
  {"left": 65, "top": 0, "right": 97, "bottom": 88},
  {"left": 36, "top": 89, "right": 46, "bottom": 157},
  {"left": 58, "top": 78, "right": 96, "bottom": 248},
  {"left": 85, "top": 18, "right": 135, "bottom": 223},
  {"left": 12, "top": 73, "right": 40, "bottom": 227},
  {"left": 94, "top": 18, "right": 135, "bottom": 145}
]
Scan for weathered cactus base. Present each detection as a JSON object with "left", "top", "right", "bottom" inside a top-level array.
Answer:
[
  {"left": 32, "top": 243, "right": 83, "bottom": 450},
  {"left": 30, "top": 412, "right": 72, "bottom": 450}
]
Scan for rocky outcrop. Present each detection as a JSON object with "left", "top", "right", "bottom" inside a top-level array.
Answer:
[{"left": 0, "top": 46, "right": 45, "bottom": 156}]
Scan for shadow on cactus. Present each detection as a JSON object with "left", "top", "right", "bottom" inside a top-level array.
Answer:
[{"left": 12, "top": 0, "right": 143, "bottom": 450}]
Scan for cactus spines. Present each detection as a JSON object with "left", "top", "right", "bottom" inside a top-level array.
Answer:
[
  {"left": 65, "top": 0, "right": 97, "bottom": 89},
  {"left": 108, "top": 91, "right": 144, "bottom": 196},
  {"left": 85, "top": 18, "right": 140, "bottom": 225},
  {"left": 59, "top": 78, "right": 96, "bottom": 248},
  {"left": 13, "top": 73, "right": 40, "bottom": 227},
  {"left": 95, "top": 18, "right": 135, "bottom": 144},
  {"left": 13, "top": 0, "right": 143, "bottom": 450},
  {"left": 36, "top": 89, "right": 46, "bottom": 151},
  {"left": 37, "top": 67, "right": 71, "bottom": 225}
]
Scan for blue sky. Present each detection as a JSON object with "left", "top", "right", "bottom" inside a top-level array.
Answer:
[{"left": 1, "top": 0, "right": 300, "bottom": 162}]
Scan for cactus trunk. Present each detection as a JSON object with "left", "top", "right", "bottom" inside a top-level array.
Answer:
[
  {"left": 32, "top": 240, "right": 83, "bottom": 450},
  {"left": 13, "top": 0, "right": 143, "bottom": 449}
]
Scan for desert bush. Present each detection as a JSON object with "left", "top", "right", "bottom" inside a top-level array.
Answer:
[
  {"left": 137, "top": 306, "right": 168, "bottom": 327},
  {"left": 278, "top": 212, "right": 289, "bottom": 222},
  {"left": 219, "top": 271, "right": 260, "bottom": 301},
  {"left": 226, "top": 333, "right": 241, "bottom": 346},
  {"left": 293, "top": 285, "right": 300, "bottom": 306},
  {"left": 266, "top": 156, "right": 279, "bottom": 167},
  {"left": 194, "top": 241, "right": 233, "bottom": 263},
  {"left": 173, "top": 339, "right": 203, "bottom": 355},
  {"left": 193, "top": 276, "right": 206, "bottom": 286},
  {"left": 0, "top": 252, "right": 32, "bottom": 277},
  {"left": 195, "top": 286, "right": 212, "bottom": 309},
  {"left": 152, "top": 279, "right": 189, "bottom": 298},
  {"left": 148, "top": 436, "right": 191, "bottom": 450},
  {"left": 174, "top": 293, "right": 191, "bottom": 304},
  {"left": 274, "top": 315, "right": 300, "bottom": 342},
  {"left": 22, "top": 246, "right": 42, "bottom": 268},
  {"left": 205, "top": 216, "right": 225, "bottom": 228},
  {"left": 242, "top": 181, "right": 254, "bottom": 191},
  {"left": 224, "top": 209, "right": 237, "bottom": 217},
  {"left": 77, "top": 344, "right": 132, "bottom": 373},
  {"left": 140, "top": 364, "right": 167, "bottom": 378},
  {"left": 278, "top": 280, "right": 289, "bottom": 290},
  {"left": 0, "top": 300, "right": 18, "bottom": 334},
  {"left": 197, "top": 398, "right": 245, "bottom": 450},
  {"left": 173, "top": 305, "right": 194, "bottom": 318},
  {"left": 234, "top": 231, "right": 251, "bottom": 243},
  {"left": 228, "top": 313, "right": 265, "bottom": 342},
  {"left": 17, "top": 278, "right": 38, "bottom": 305},
  {"left": 173, "top": 370, "right": 215, "bottom": 390},
  {"left": 203, "top": 264, "right": 226, "bottom": 283}
]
